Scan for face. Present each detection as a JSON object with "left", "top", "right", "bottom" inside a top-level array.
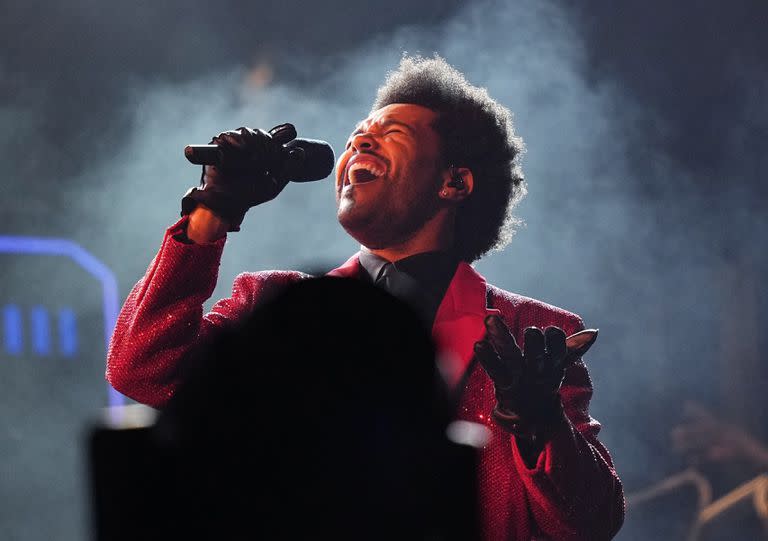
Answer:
[{"left": 335, "top": 103, "right": 444, "bottom": 249}]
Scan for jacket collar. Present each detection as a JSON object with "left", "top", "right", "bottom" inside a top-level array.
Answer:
[
  {"left": 431, "top": 260, "right": 499, "bottom": 386},
  {"left": 326, "top": 253, "right": 361, "bottom": 278},
  {"left": 435, "top": 260, "right": 492, "bottom": 321},
  {"left": 326, "top": 253, "right": 492, "bottom": 320}
]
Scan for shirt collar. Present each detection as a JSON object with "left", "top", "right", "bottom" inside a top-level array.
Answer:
[
  {"left": 358, "top": 249, "right": 460, "bottom": 286},
  {"left": 358, "top": 250, "right": 391, "bottom": 283}
]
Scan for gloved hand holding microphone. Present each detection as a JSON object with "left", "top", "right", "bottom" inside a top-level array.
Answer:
[{"left": 181, "top": 123, "right": 334, "bottom": 238}]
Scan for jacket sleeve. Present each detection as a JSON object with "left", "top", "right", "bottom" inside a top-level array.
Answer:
[
  {"left": 510, "top": 316, "right": 625, "bottom": 540},
  {"left": 106, "top": 218, "right": 259, "bottom": 408}
]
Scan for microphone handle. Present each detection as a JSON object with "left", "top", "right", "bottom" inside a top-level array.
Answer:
[{"left": 184, "top": 145, "right": 224, "bottom": 165}]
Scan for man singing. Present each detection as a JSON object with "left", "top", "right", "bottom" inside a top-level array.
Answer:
[{"left": 107, "top": 55, "right": 624, "bottom": 540}]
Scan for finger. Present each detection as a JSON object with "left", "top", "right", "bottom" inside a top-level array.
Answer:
[
  {"left": 565, "top": 329, "right": 598, "bottom": 358},
  {"left": 262, "top": 176, "right": 291, "bottom": 201},
  {"left": 484, "top": 315, "right": 520, "bottom": 358},
  {"left": 523, "top": 327, "right": 546, "bottom": 378},
  {"left": 215, "top": 132, "right": 247, "bottom": 150},
  {"left": 474, "top": 340, "right": 502, "bottom": 376},
  {"left": 544, "top": 326, "right": 567, "bottom": 366},
  {"left": 269, "top": 123, "right": 297, "bottom": 145},
  {"left": 210, "top": 130, "right": 243, "bottom": 144},
  {"left": 474, "top": 340, "right": 518, "bottom": 388},
  {"left": 523, "top": 326, "right": 545, "bottom": 361},
  {"left": 219, "top": 129, "right": 246, "bottom": 138}
]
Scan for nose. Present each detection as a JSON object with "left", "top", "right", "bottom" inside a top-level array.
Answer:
[{"left": 349, "top": 132, "right": 377, "bottom": 152}]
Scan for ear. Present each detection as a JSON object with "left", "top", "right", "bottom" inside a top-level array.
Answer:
[{"left": 439, "top": 166, "right": 474, "bottom": 202}]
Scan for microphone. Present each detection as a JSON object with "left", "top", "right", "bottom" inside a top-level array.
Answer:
[{"left": 184, "top": 137, "right": 335, "bottom": 183}]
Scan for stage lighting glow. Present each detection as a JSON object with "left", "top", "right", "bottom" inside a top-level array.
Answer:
[{"left": 0, "top": 236, "right": 123, "bottom": 406}]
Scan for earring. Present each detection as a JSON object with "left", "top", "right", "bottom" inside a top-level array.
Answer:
[
  {"left": 441, "top": 189, "right": 448, "bottom": 197},
  {"left": 447, "top": 165, "right": 465, "bottom": 189}
]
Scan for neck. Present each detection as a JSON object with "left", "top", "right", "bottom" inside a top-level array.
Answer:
[{"left": 365, "top": 209, "right": 454, "bottom": 262}]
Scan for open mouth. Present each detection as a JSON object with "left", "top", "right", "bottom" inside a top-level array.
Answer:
[{"left": 345, "top": 156, "right": 387, "bottom": 185}]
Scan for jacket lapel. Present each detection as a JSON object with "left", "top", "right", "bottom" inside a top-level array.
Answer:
[
  {"left": 326, "top": 254, "right": 361, "bottom": 278},
  {"left": 432, "top": 262, "right": 501, "bottom": 388}
]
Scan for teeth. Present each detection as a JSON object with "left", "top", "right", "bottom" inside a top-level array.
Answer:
[{"left": 349, "top": 162, "right": 384, "bottom": 177}]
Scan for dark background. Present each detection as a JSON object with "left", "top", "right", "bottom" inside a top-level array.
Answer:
[{"left": 1, "top": 0, "right": 766, "bottom": 539}]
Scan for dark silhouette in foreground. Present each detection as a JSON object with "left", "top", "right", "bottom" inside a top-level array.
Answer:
[{"left": 90, "top": 277, "right": 480, "bottom": 540}]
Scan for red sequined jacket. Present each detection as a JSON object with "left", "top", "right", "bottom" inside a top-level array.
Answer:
[{"left": 107, "top": 218, "right": 624, "bottom": 541}]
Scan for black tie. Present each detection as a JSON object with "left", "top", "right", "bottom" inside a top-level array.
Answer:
[{"left": 374, "top": 262, "right": 420, "bottom": 302}]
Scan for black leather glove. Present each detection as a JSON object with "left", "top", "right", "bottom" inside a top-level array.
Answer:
[
  {"left": 474, "top": 316, "right": 597, "bottom": 439},
  {"left": 181, "top": 123, "right": 297, "bottom": 231}
]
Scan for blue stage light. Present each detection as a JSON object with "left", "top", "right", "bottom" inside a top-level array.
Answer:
[
  {"left": 3, "top": 304, "right": 23, "bottom": 355},
  {"left": 58, "top": 308, "right": 78, "bottom": 358},
  {"left": 30, "top": 306, "right": 51, "bottom": 356}
]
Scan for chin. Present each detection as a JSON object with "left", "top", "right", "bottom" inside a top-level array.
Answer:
[
  {"left": 338, "top": 207, "right": 392, "bottom": 249},
  {"left": 337, "top": 207, "right": 371, "bottom": 244},
  {"left": 337, "top": 194, "right": 437, "bottom": 250}
]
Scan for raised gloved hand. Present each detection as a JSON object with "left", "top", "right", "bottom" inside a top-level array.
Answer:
[
  {"left": 181, "top": 124, "right": 297, "bottom": 231},
  {"left": 474, "top": 315, "right": 597, "bottom": 439}
]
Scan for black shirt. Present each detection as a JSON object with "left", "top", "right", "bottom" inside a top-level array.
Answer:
[{"left": 358, "top": 250, "right": 461, "bottom": 326}]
